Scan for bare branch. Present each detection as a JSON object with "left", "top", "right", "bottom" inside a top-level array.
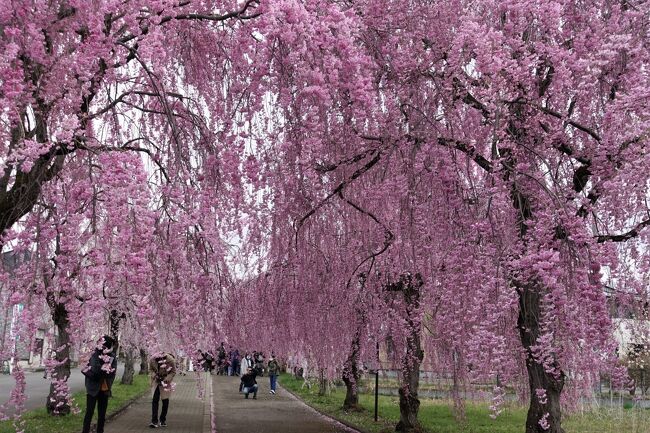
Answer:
[{"left": 596, "top": 217, "right": 650, "bottom": 243}]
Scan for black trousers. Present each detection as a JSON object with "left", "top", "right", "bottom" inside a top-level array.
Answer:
[
  {"left": 151, "top": 385, "right": 169, "bottom": 424},
  {"left": 82, "top": 391, "right": 109, "bottom": 433}
]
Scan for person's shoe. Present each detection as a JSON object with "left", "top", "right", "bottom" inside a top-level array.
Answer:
[
  {"left": 149, "top": 422, "right": 159, "bottom": 428},
  {"left": 252, "top": 396, "right": 257, "bottom": 399},
  {"left": 160, "top": 421, "right": 167, "bottom": 427},
  {"left": 271, "top": 390, "right": 276, "bottom": 394}
]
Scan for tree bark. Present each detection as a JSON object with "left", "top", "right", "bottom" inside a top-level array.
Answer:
[
  {"left": 139, "top": 348, "right": 149, "bottom": 375},
  {"left": 121, "top": 347, "right": 135, "bottom": 385},
  {"left": 46, "top": 299, "right": 71, "bottom": 415},
  {"left": 108, "top": 309, "right": 122, "bottom": 354},
  {"left": 342, "top": 333, "right": 361, "bottom": 410},
  {"left": 388, "top": 274, "right": 424, "bottom": 433},
  {"left": 318, "top": 368, "right": 329, "bottom": 396},
  {"left": 519, "top": 284, "right": 565, "bottom": 433},
  {"left": 507, "top": 146, "right": 566, "bottom": 433}
]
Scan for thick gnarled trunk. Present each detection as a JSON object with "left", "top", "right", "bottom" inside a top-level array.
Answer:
[
  {"left": 508, "top": 158, "right": 565, "bottom": 433},
  {"left": 388, "top": 274, "right": 424, "bottom": 433},
  {"left": 397, "top": 325, "right": 424, "bottom": 432},
  {"left": 342, "top": 334, "right": 361, "bottom": 410},
  {"left": 139, "top": 348, "right": 149, "bottom": 375},
  {"left": 519, "top": 285, "right": 565, "bottom": 433},
  {"left": 318, "top": 368, "right": 329, "bottom": 396},
  {"left": 46, "top": 300, "right": 71, "bottom": 415},
  {"left": 121, "top": 347, "right": 135, "bottom": 385}
]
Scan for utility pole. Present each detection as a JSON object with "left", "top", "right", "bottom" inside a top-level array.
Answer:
[{"left": 375, "top": 341, "right": 379, "bottom": 422}]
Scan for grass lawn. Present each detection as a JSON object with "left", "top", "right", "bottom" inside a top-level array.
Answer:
[
  {"left": 0, "top": 374, "right": 150, "bottom": 433},
  {"left": 279, "top": 374, "right": 650, "bottom": 433}
]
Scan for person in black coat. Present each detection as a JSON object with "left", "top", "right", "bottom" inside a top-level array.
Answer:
[
  {"left": 81, "top": 335, "right": 118, "bottom": 433},
  {"left": 240, "top": 367, "right": 258, "bottom": 399}
]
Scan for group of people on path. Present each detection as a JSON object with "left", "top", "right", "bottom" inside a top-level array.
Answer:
[
  {"left": 80, "top": 337, "right": 282, "bottom": 432},
  {"left": 200, "top": 343, "right": 282, "bottom": 399},
  {"left": 80, "top": 335, "right": 176, "bottom": 432},
  {"left": 238, "top": 353, "right": 281, "bottom": 399},
  {"left": 199, "top": 343, "right": 274, "bottom": 379}
]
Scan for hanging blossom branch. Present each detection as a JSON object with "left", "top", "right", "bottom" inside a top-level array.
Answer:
[
  {"left": 293, "top": 143, "right": 385, "bottom": 246},
  {"left": 338, "top": 189, "right": 394, "bottom": 286}
]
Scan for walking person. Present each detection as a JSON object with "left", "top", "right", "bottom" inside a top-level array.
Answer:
[
  {"left": 267, "top": 354, "right": 280, "bottom": 395},
  {"left": 81, "top": 335, "right": 117, "bottom": 433},
  {"left": 228, "top": 347, "right": 240, "bottom": 376},
  {"left": 149, "top": 352, "right": 176, "bottom": 428},
  {"left": 240, "top": 367, "right": 258, "bottom": 399},
  {"left": 217, "top": 342, "right": 226, "bottom": 375}
]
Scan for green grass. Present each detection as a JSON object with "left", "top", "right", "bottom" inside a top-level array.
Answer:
[
  {"left": 279, "top": 374, "right": 650, "bottom": 433},
  {"left": 0, "top": 374, "right": 150, "bottom": 433}
]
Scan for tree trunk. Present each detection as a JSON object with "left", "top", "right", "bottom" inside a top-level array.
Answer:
[
  {"left": 121, "top": 347, "right": 135, "bottom": 385},
  {"left": 389, "top": 274, "right": 424, "bottom": 433},
  {"left": 396, "top": 325, "right": 423, "bottom": 432},
  {"left": 139, "top": 348, "right": 149, "bottom": 375},
  {"left": 519, "top": 284, "right": 565, "bottom": 433},
  {"left": 507, "top": 153, "right": 565, "bottom": 433},
  {"left": 108, "top": 309, "right": 123, "bottom": 355},
  {"left": 318, "top": 368, "right": 329, "bottom": 396},
  {"left": 46, "top": 300, "right": 71, "bottom": 415},
  {"left": 342, "top": 334, "right": 361, "bottom": 410}
]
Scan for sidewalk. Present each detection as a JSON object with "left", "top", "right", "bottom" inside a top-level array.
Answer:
[
  {"left": 211, "top": 374, "right": 357, "bottom": 433},
  {"left": 105, "top": 373, "right": 211, "bottom": 433}
]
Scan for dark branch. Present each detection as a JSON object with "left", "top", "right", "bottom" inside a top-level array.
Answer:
[
  {"left": 437, "top": 137, "right": 493, "bottom": 173},
  {"left": 597, "top": 217, "right": 650, "bottom": 243}
]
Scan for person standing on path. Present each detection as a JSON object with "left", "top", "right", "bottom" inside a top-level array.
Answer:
[
  {"left": 217, "top": 343, "right": 226, "bottom": 375},
  {"left": 267, "top": 354, "right": 280, "bottom": 395},
  {"left": 81, "top": 335, "right": 118, "bottom": 433},
  {"left": 240, "top": 367, "right": 258, "bottom": 399},
  {"left": 149, "top": 352, "right": 176, "bottom": 428},
  {"left": 228, "top": 347, "right": 240, "bottom": 376},
  {"left": 241, "top": 352, "right": 252, "bottom": 375}
]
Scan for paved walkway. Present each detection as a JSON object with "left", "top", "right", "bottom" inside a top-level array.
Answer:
[
  {"left": 102, "top": 373, "right": 357, "bottom": 433},
  {"left": 211, "top": 375, "right": 356, "bottom": 433},
  {"left": 105, "top": 373, "right": 210, "bottom": 433}
]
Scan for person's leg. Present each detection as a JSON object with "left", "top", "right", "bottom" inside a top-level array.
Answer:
[
  {"left": 243, "top": 386, "right": 249, "bottom": 398},
  {"left": 252, "top": 384, "right": 258, "bottom": 399},
  {"left": 160, "top": 398, "right": 169, "bottom": 424},
  {"left": 272, "top": 374, "right": 277, "bottom": 392},
  {"left": 96, "top": 392, "right": 109, "bottom": 433},
  {"left": 151, "top": 385, "right": 161, "bottom": 424},
  {"left": 82, "top": 394, "right": 98, "bottom": 433}
]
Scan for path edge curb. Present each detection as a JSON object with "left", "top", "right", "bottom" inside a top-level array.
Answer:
[
  {"left": 202, "top": 372, "right": 214, "bottom": 433},
  {"left": 96, "top": 380, "right": 151, "bottom": 430},
  {"left": 280, "top": 384, "right": 371, "bottom": 433}
]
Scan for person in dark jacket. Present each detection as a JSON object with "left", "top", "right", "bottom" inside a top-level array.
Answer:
[
  {"left": 240, "top": 367, "right": 258, "bottom": 399},
  {"left": 82, "top": 335, "right": 117, "bottom": 433},
  {"left": 267, "top": 354, "right": 281, "bottom": 395}
]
